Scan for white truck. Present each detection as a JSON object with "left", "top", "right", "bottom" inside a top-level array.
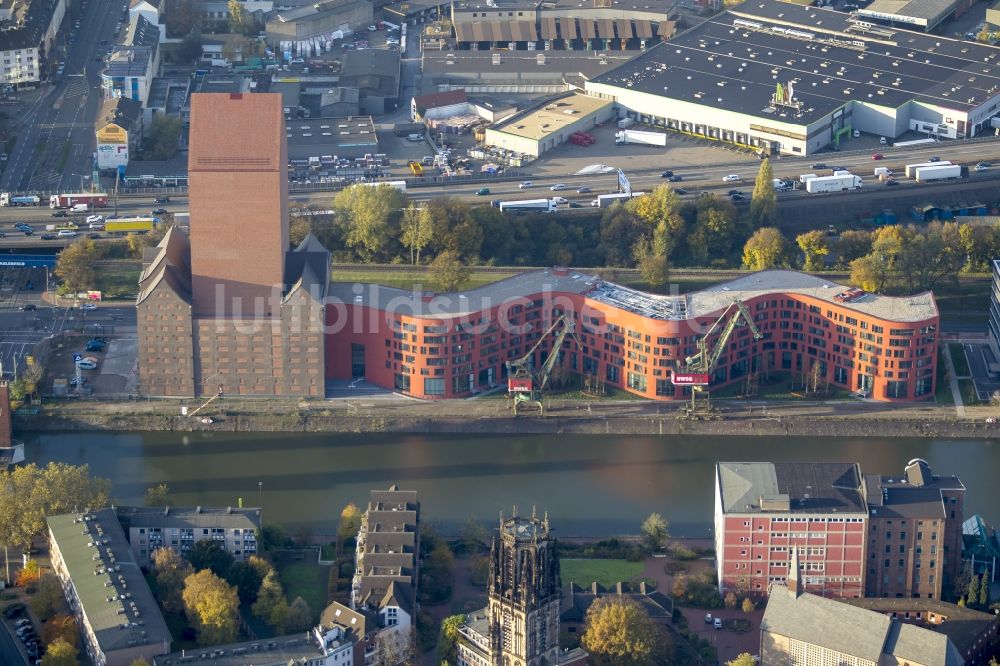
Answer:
[
  {"left": 913, "top": 164, "right": 961, "bottom": 182},
  {"left": 498, "top": 198, "right": 558, "bottom": 213},
  {"left": 617, "top": 118, "right": 635, "bottom": 129},
  {"left": 805, "top": 174, "right": 863, "bottom": 193},
  {"left": 590, "top": 192, "right": 646, "bottom": 208},
  {"left": 873, "top": 167, "right": 892, "bottom": 178},
  {"left": 614, "top": 130, "right": 667, "bottom": 147},
  {"left": 798, "top": 173, "right": 818, "bottom": 184},
  {"left": 904, "top": 161, "right": 951, "bottom": 178}
]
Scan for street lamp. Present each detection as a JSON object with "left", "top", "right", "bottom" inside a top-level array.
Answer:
[{"left": 258, "top": 481, "right": 262, "bottom": 509}]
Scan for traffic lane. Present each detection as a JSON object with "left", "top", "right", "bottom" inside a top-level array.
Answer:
[
  {"left": 965, "top": 342, "right": 1000, "bottom": 400},
  {"left": 0, "top": 202, "right": 187, "bottom": 225}
]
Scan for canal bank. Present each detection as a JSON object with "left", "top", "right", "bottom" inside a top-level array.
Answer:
[{"left": 12, "top": 396, "right": 1000, "bottom": 438}]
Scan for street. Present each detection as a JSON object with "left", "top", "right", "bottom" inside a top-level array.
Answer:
[{"left": 0, "top": 0, "right": 126, "bottom": 193}]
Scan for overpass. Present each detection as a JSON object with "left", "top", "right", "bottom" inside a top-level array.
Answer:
[{"left": 0, "top": 254, "right": 56, "bottom": 268}]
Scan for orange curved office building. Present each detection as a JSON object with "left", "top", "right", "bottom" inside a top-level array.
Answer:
[{"left": 326, "top": 268, "right": 939, "bottom": 402}]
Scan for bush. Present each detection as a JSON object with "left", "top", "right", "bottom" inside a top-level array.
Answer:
[
  {"left": 415, "top": 609, "right": 437, "bottom": 653},
  {"left": 664, "top": 562, "right": 687, "bottom": 574},
  {"left": 724, "top": 618, "right": 752, "bottom": 634},
  {"left": 558, "top": 538, "right": 647, "bottom": 561},
  {"left": 671, "top": 545, "right": 698, "bottom": 561},
  {"left": 672, "top": 574, "right": 723, "bottom": 609}
]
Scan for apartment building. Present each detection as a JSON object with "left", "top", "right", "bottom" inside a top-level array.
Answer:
[
  {"left": 352, "top": 486, "right": 419, "bottom": 610},
  {"left": 328, "top": 269, "right": 938, "bottom": 403},
  {"left": 117, "top": 505, "right": 261, "bottom": 566},
  {"left": 47, "top": 510, "right": 171, "bottom": 666},
  {"left": 714, "top": 461, "right": 869, "bottom": 598},
  {"left": 864, "top": 458, "right": 966, "bottom": 600}
]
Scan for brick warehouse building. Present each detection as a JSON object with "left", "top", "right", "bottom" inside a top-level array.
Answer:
[
  {"left": 714, "top": 459, "right": 965, "bottom": 601},
  {"left": 138, "top": 93, "right": 939, "bottom": 401},
  {"left": 138, "top": 92, "right": 330, "bottom": 397},
  {"left": 326, "top": 269, "right": 939, "bottom": 402}
]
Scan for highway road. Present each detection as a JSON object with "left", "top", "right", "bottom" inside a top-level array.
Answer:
[{"left": 0, "top": 0, "right": 126, "bottom": 193}]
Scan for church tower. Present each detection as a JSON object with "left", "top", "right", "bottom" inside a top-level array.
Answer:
[{"left": 487, "top": 507, "right": 561, "bottom": 666}]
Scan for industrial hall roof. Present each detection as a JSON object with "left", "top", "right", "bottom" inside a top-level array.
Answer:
[{"left": 589, "top": 0, "right": 1000, "bottom": 125}]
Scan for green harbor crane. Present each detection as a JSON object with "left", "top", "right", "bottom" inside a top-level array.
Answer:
[
  {"left": 683, "top": 299, "right": 762, "bottom": 414},
  {"left": 506, "top": 314, "right": 582, "bottom": 415}
]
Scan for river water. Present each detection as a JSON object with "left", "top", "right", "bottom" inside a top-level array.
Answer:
[{"left": 19, "top": 432, "right": 1000, "bottom": 537}]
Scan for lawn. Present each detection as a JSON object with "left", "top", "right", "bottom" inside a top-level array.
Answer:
[
  {"left": 332, "top": 268, "right": 517, "bottom": 291},
  {"left": 934, "top": 277, "right": 991, "bottom": 323},
  {"left": 276, "top": 558, "right": 330, "bottom": 620},
  {"left": 560, "top": 559, "right": 645, "bottom": 588},
  {"left": 94, "top": 264, "right": 141, "bottom": 299},
  {"left": 936, "top": 351, "right": 954, "bottom": 407},
  {"left": 948, "top": 343, "right": 971, "bottom": 377},
  {"left": 958, "top": 378, "right": 981, "bottom": 405}
]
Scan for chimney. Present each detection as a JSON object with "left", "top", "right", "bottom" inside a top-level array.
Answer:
[
  {"left": 0, "top": 381, "right": 11, "bottom": 448},
  {"left": 788, "top": 547, "right": 801, "bottom": 598}
]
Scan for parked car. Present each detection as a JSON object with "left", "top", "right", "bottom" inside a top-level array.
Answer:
[
  {"left": 714, "top": 618, "right": 723, "bottom": 629},
  {"left": 85, "top": 340, "right": 106, "bottom": 352},
  {"left": 4, "top": 603, "right": 25, "bottom": 619},
  {"left": 705, "top": 613, "right": 713, "bottom": 624},
  {"left": 75, "top": 359, "right": 98, "bottom": 370},
  {"left": 14, "top": 618, "right": 31, "bottom": 628},
  {"left": 722, "top": 174, "right": 741, "bottom": 183},
  {"left": 518, "top": 181, "right": 533, "bottom": 189}
]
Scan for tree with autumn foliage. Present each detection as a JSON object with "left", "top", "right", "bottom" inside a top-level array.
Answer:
[
  {"left": 580, "top": 596, "right": 670, "bottom": 665},
  {"left": 182, "top": 569, "right": 240, "bottom": 645}
]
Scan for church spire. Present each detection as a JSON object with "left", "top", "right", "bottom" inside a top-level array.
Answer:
[{"left": 788, "top": 547, "right": 802, "bottom": 598}]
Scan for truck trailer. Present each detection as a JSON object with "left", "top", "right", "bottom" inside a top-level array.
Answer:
[
  {"left": 0, "top": 193, "right": 40, "bottom": 206},
  {"left": 105, "top": 217, "right": 156, "bottom": 235},
  {"left": 913, "top": 164, "right": 962, "bottom": 182},
  {"left": 614, "top": 130, "right": 667, "bottom": 147},
  {"left": 498, "top": 199, "right": 558, "bottom": 213},
  {"left": 904, "top": 161, "right": 951, "bottom": 178},
  {"left": 590, "top": 192, "right": 647, "bottom": 208},
  {"left": 805, "top": 174, "right": 863, "bottom": 193},
  {"left": 49, "top": 192, "right": 109, "bottom": 209}
]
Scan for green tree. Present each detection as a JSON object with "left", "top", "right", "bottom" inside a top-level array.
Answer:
[
  {"left": 581, "top": 596, "right": 669, "bottom": 665},
  {"left": 165, "top": 0, "right": 200, "bottom": 38},
  {"left": 286, "top": 596, "right": 313, "bottom": 632},
  {"left": 41, "top": 614, "right": 79, "bottom": 650},
  {"left": 40, "top": 637, "right": 79, "bottom": 666},
  {"left": 400, "top": 204, "right": 435, "bottom": 265},
  {"left": 835, "top": 229, "right": 872, "bottom": 266},
  {"left": 796, "top": 230, "right": 830, "bottom": 272},
  {"left": 750, "top": 158, "right": 777, "bottom": 227},
  {"left": 338, "top": 502, "right": 362, "bottom": 543},
  {"left": 176, "top": 30, "right": 203, "bottom": 63},
  {"left": 289, "top": 205, "right": 313, "bottom": 247},
  {"left": 269, "top": 596, "right": 290, "bottom": 633},
  {"left": 689, "top": 197, "right": 739, "bottom": 266},
  {"left": 182, "top": 569, "right": 240, "bottom": 646},
  {"left": 979, "top": 573, "right": 989, "bottom": 606},
  {"left": 438, "top": 614, "right": 465, "bottom": 663},
  {"left": 458, "top": 516, "right": 489, "bottom": 555},
  {"left": 143, "top": 483, "right": 172, "bottom": 507},
  {"left": 146, "top": 116, "right": 184, "bottom": 160},
  {"left": 421, "top": 542, "right": 454, "bottom": 604},
  {"left": 968, "top": 575, "right": 980, "bottom": 606},
  {"left": 31, "top": 574, "right": 65, "bottom": 621},
  {"left": 626, "top": 185, "right": 686, "bottom": 259},
  {"left": 186, "top": 539, "right": 235, "bottom": 578},
  {"left": 742, "top": 227, "right": 788, "bottom": 270},
  {"left": 226, "top": 555, "right": 272, "bottom": 603},
  {"left": 600, "top": 206, "right": 647, "bottom": 266},
  {"left": 153, "top": 546, "right": 194, "bottom": 613},
  {"left": 0, "top": 463, "right": 110, "bottom": 551},
  {"left": 333, "top": 184, "right": 406, "bottom": 262},
  {"left": 54, "top": 238, "right": 101, "bottom": 292},
  {"left": 425, "top": 197, "right": 482, "bottom": 260},
  {"left": 227, "top": 0, "right": 251, "bottom": 34},
  {"left": 252, "top": 570, "right": 285, "bottom": 623},
  {"left": 896, "top": 222, "right": 964, "bottom": 293},
  {"left": 727, "top": 653, "right": 758, "bottom": 666},
  {"left": 640, "top": 513, "right": 669, "bottom": 551},
  {"left": 741, "top": 597, "right": 756, "bottom": 613},
  {"left": 429, "top": 249, "right": 470, "bottom": 293}
]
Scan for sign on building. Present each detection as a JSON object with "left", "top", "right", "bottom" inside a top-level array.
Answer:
[
  {"left": 96, "top": 124, "right": 129, "bottom": 170},
  {"left": 671, "top": 373, "right": 710, "bottom": 386}
]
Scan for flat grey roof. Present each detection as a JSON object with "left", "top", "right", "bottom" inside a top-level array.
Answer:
[
  {"left": 421, "top": 50, "right": 637, "bottom": 77},
  {"left": 154, "top": 634, "right": 330, "bottom": 665},
  {"left": 47, "top": 510, "right": 171, "bottom": 656},
  {"left": 285, "top": 116, "right": 378, "bottom": 148},
  {"left": 589, "top": 0, "right": 1000, "bottom": 125},
  {"left": 716, "top": 462, "right": 868, "bottom": 515},
  {"left": 452, "top": 0, "right": 674, "bottom": 13},
  {"left": 330, "top": 268, "right": 938, "bottom": 322},
  {"left": 858, "top": 0, "right": 956, "bottom": 27},
  {"left": 118, "top": 505, "right": 261, "bottom": 530}
]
